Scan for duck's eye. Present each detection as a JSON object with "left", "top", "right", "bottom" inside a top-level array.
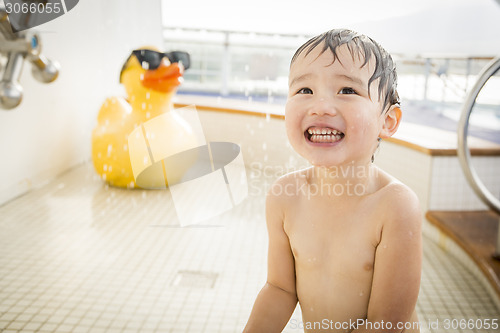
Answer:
[
  {"left": 338, "top": 87, "right": 357, "bottom": 95},
  {"left": 297, "top": 87, "right": 313, "bottom": 94}
]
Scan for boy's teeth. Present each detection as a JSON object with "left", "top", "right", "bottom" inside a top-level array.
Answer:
[
  {"left": 309, "top": 134, "right": 343, "bottom": 143},
  {"left": 307, "top": 127, "right": 344, "bottom": 143},
  {"left": 307, "top": 127, "right": 342, "bottom": 135}
]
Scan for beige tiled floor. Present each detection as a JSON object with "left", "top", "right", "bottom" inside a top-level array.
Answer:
[{"left": 0, "top": 163, "right": 499, "bottom": 333}]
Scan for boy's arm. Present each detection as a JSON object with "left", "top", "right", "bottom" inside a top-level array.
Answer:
[
  {"left": 354, "top": 185, "right": 422, "bottom": 333},
  {"left": 243, "top": 181, "right": 298, "bottom": 333}
]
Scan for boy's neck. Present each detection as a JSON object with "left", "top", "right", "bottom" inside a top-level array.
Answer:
[{"left": 309, "top": 160, "right": 379, "bottom": 198}]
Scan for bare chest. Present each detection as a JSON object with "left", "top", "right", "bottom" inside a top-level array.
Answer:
[{"left": 284, "top": 197, "right": 382, "bottom": 278}]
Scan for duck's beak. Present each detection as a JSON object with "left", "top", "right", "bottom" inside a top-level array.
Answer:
[{"left": 141, "top": 61, "right": 184, "bottom": 93}]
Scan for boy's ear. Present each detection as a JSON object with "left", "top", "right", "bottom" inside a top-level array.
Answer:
[{"left": 379, "top": 105, "right": 402, "bottom": 138}]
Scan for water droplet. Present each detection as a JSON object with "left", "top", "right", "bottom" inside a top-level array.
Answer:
[
  {"left": 103, "top": 164, "right": 108, "bottom": 171},
  {"left": 123, "top": 144, "right": 128, "bottom": 151},
  {"left": 146, "top": 112, "right": 151, "bottom": 118}
]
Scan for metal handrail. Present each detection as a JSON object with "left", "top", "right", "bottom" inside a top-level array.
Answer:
[{"left": 457, "top": 57, "right": 500, "bottom": 215}]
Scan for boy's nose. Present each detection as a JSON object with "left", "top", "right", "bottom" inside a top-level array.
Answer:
[{"left": 307, "top": 97, "right": 338, "bottom": 117}]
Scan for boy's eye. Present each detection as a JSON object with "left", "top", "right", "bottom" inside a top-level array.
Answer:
[
  {"left": 297, "top": 87, "right": 313, "bottom": 94},
  {"left": 338, "top": 87, "right": 357, "bottom": 95}
]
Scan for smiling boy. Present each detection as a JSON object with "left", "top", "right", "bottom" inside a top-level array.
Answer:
[{"left": 244, "top": 29, "right": 422, "bottom": 332}]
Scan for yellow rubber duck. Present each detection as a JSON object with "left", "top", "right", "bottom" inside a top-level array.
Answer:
[{"left": 92, "top": 47, "right": 197, "bottom": 188}]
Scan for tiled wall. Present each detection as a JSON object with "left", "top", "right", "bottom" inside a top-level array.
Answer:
[
  {"left": 429, "top": 156, "right": 500, "bottom": 211},
  {"left": 376, "top": 142, "right": 499, "bottom": 212}
]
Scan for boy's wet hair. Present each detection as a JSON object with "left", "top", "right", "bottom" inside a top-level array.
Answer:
[{"left": 291, "top": 28, "right": 400, "bottom": 112}]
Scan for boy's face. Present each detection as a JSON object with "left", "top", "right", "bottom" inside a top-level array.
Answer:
[{"left": 285, "top": 43, "right": 390, "bottom": 168}]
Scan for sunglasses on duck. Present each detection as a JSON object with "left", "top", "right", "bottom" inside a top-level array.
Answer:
[
  {"left": 120, "top": 49, "right": 190, "bottom": 81},
  {"left": 133, "top": 49, "right": 190, "bottom": 70}
]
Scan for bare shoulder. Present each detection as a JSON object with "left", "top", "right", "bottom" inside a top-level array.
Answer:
[
  {"left": 267, "top": 167, "right": 310, "bottom": 202},
  {"left": 265, "top": 167, "right": 310, "bottom": 219},
  {"left": 376, "top": 168, "right": 422, "bottom": 231}
]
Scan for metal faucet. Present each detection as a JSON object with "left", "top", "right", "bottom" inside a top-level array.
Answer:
[{"left": 0, "top": 4, "right": 59, "bottom": 110}]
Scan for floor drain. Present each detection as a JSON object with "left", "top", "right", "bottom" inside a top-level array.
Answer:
[{"left": 172, "top": 270, "right": 218, "bottom": 289}]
